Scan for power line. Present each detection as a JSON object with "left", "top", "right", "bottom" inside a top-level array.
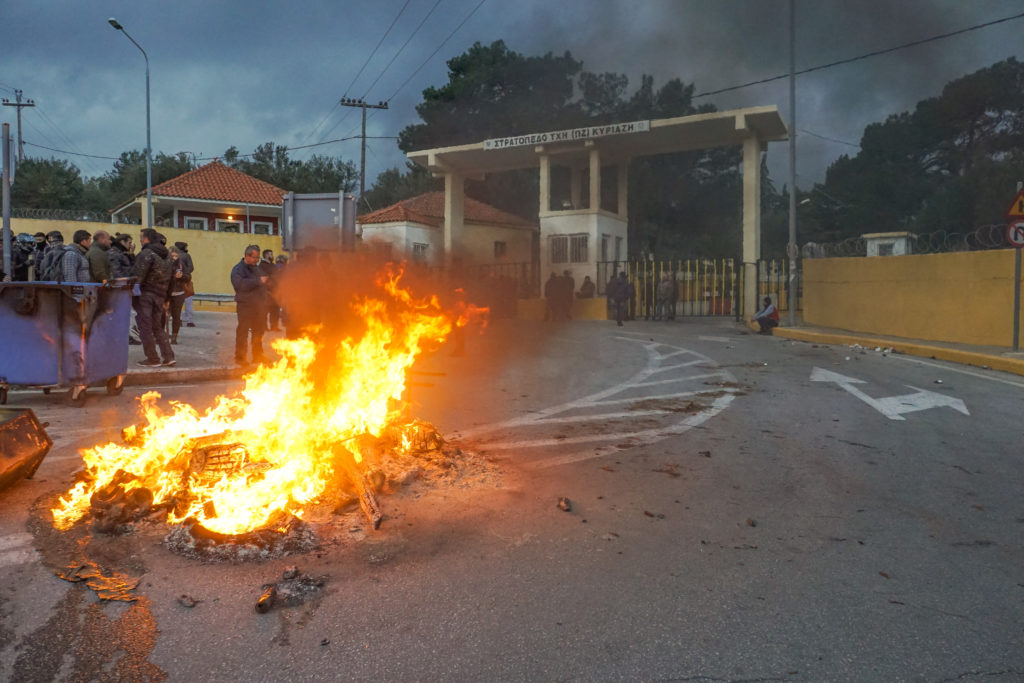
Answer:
[
  {"left": 345, "top": 0, "right": 413, "bottom": 98},
  {"left": 21, "top": 135, "right": 399, "bottom": 164},
  {"left": 358, "top": 0, "right": 443, "bottom": 101},
  {"left": 24, "top": 140, "right": 120, "bottom": 160},
  {"left": 301, "top": 0, "right": 413, "bottom": 144},
  {"left": 693, "top": 10, "right": 1024, "bottom": 99},
  {"left": 384, "top": 0, "right": 488, "bottom": 104},
  {"left": 799, "top": 128, "right": 860, "bottom": 148}
]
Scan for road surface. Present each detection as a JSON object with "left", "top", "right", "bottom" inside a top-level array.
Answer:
[{"left": 0, "top": 318, "right": 1021, "bottom": 681}]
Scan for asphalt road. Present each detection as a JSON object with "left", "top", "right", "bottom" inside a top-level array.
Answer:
[{"left": 0, "top": 318, "right": 1022, "bottom": 682}]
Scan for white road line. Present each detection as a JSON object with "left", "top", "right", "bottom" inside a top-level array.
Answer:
[
  {"left": 628, "top": 371, "right": 728, "bottom": 389},
  {"left": 648, "top": 360, "right": 711, "bottom": 374},
  {"left": 533, "top": 409, "right": 670, "bottom": 424},
  {"left": 591, "top": 388, "right": 740, "bottom": 406},
  {"left": 698, "top": 336, "right": 733, "bottom": 343},
  {"left": 888, "top": 355, "right": 1024, "bottom": 390},
  {"left": 529, "top": 393, "right": 736, "bottom": 468}
]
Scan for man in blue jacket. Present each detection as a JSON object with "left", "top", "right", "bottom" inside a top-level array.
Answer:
[{"left": 231, "top": 244, "right": 269, "bottom": 364}]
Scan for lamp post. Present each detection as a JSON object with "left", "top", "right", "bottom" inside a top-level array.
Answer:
[{"left": 108, "top": 17, "right": 152, "bottom": 230}]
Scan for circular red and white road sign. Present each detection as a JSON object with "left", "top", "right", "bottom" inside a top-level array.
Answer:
[{"left": 1008, "top": 220, "right": 1024, "bottom": 248}]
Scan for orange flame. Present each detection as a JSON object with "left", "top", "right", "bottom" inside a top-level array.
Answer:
[{"left": 51, "top": 267, "right": 474, "bottom": 535}]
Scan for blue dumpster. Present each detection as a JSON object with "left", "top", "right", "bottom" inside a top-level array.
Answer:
[{"left": 0, "top": 281, "right": 132, "bottom": 406}]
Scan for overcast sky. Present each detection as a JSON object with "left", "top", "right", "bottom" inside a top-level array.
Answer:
[{"left": 2, "top": 0, "right": 1022, "bottom": 191}]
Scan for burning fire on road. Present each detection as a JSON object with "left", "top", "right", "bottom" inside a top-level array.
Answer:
[{"left": 50, "top": 265, "right": 486, "bottom": 545}]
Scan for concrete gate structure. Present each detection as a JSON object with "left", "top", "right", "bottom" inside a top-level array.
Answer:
[{"left": 407, "top": 106, "right": 787, "bottom": 319}]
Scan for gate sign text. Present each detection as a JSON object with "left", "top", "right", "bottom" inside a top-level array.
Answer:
[{"left": 484, "top": 120, "right": 651, "bottom": 151}]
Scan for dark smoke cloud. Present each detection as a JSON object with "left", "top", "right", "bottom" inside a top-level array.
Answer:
[{"left": 1, "top": 1, "right": 1020, "bottom": 188}]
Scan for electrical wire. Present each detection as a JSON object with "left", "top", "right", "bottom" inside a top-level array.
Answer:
[
  {"left": 383, "top": 0, "right": 488, "bottom": 104},
  {"left": 693, "top": 10, "right": 1024, "bottom": 99},
  {"left": 301, "top": 0, "right": 413, "bottom": 144},
  {"left": 312, "top": 0, "right": 443, "bottom": 148},
  {"left": 799, "top": 128, "right": 860, "bottom": 148}
]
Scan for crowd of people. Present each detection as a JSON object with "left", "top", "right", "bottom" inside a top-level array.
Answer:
[{"left": 0, "top": 228, "right": 200, "bottom": 367}]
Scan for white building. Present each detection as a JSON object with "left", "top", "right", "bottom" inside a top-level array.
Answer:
[{"left": 356, "top": 192, "right": 536, "bottom": 268}]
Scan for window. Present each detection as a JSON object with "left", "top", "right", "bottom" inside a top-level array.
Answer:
[
  {"left": 878, "top": 242, "right": 894, "bottom": 256},
  {"left": 600, "top": 235, "right": 609, "bottom": 261},
  {"left": 494, "top": 241, "right": 507, "bottom": 259},
  {"left": 252, "top": 221, "right": 273, "bottom": 236},
  {"left": 570, "top": 234, "right": 588, "bottom": 263},
  {"left": 216, "top": 219, "right": 243, "bottom": 233},
  {"left": 184, "top": 217, "right": 207, "bottom": 231},
  {"left": 615, "top": 236, "right": 623, "bottom": 261},
  {"left": 550, "top": 235, "right": 568, "bottom": 264},
  {"left": 412, "top": 243, "right": 428, "bottom": 264}
]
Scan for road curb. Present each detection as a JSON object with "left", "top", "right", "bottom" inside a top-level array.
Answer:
[
  {"left": 774, "top": 328, "right": 1024, "bottom": 377},
  {"left": 124, "top": 366, "right": 247, "bottom": 387}
]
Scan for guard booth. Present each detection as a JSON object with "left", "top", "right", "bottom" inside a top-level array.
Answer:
[{"left": 406, "top": 107, "right": 788, "bottom": 320}]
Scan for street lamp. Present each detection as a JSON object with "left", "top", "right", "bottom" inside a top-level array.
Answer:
[{"left": 108, "top": 17, "right": 152, "bottom": 230}]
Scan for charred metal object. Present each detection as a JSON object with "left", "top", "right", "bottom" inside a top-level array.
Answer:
[{"left": 0, "top": 408, "right": 52, "bottom": 492}]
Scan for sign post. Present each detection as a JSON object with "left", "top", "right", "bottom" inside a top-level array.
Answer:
[{"left": 1005, "top": 189, "right": 1024, "bottom": 351}]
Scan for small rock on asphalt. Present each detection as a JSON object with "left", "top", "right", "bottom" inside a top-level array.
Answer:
[
  {"left": 282, "top": 565, "right": 299, "bottom": 580},
  {"left": 557, "top": 497, "right": 572, "bottom": 512},
  {"left": 746, "top": 518, "right": 757, "bottom": 527},
  {"left": 177, "top": 594, "right": 198, "bottom": 608}
]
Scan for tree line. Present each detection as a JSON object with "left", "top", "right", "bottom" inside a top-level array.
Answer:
[{"left": 10, "top": 39, "right": 1022, "bottom": 258}]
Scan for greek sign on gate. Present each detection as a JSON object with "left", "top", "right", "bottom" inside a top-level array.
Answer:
[{"left": 484, "top": 120, "right": 650, "bottom": 151}]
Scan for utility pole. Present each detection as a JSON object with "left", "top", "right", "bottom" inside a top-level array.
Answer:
[
  {"left": 786, "top": 0, "right": 798, "bottom": 327},
  {"left": 2, "top": 90, "right": 36, "bottom": 162},
  {"left": 339, "top": 98, "right": 388, "bottom": 203}
]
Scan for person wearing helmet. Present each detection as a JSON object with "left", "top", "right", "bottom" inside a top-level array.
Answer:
[{"left": 11, "top": 233, "right": 35, "bottom": 281}]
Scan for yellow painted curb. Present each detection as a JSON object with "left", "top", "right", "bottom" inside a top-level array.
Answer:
[{"left": 775, "top": 328, "right": 1024, "bottom": 377}]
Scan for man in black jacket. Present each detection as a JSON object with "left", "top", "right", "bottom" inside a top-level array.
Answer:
[
  {"left": 107, "top": 233, "right": 134, "bottom": 278},
  {"left": 132, "top": 228, "right": 175, "bottom": 367},
  {"left": 231, "top": 244, "right": 268, "bottom": 364}
]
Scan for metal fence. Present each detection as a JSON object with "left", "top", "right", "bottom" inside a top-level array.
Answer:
[
  {"left": 414, "top": 261, "right": 537, "bottom": 319},
  {"left": 803, "top": 223, "right": 1011, "bottom": 258},
  {"left": 595, "top": 257, "right": 798, "bottom": 318}
]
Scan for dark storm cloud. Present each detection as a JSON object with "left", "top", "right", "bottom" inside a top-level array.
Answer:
[{"left": 1, "top": 0, "right": 1021, "bottom": 187}]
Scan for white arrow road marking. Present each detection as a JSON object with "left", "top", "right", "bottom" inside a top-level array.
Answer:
[
  {"left": 810, "top": 367, "right": 970, "bottom": 421},
  {"left": 0, "top": 533, "right": 38, "bottom": 568}
]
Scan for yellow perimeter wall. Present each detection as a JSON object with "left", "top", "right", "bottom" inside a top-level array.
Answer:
[
  {"left": 12, "top": 218, "right": 283, "bottom": 296},
  {"left": 803, "top": 250, "right": 1024, "bottom": 347}
]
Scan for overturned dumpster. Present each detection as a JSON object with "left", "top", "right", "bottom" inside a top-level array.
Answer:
[{"left": 0, "top": 408, "right": 52, "bottom": 491}]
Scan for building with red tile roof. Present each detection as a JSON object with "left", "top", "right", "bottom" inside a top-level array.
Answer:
[
  {"left": 358, "top": 191, "right": 537, "bottom": 267},
  {"left": 110, "top": 161, "right": 287, "bottom": 236}
]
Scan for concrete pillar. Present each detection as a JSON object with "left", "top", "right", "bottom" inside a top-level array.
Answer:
[
  {"left": 617, "top": 162, "right": 629, "bottom": 220},
  {"left": 741, "top": 135, "right": 763, "bottom": 320},
  {"left": 539, "top": 154, "right": 550, "bottom": 215},
  {"left": 570, "top": 165, "right": 582, "bottom": 210},
  {"left": 589, "top": 148, "right": 601, "bottom": 211},
  {"left": 443, "top": 172, "right": 465, "bottom": 265}
]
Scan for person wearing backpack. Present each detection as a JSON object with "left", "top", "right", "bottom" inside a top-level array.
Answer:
[
  {"left": 132, "top": 228, "right": 176, "bottom": 367},
  {"left": 38, "top": 231, "right": 66, "bottom": 281}
]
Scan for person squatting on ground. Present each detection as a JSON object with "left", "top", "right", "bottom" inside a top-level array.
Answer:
[
  {"left": 259, "top": 249, "right": 281, "bottom": 331},
  {"left": 173, "top": 241, "right": 197, "bottom": 327},
  {"left": 753, "top": 296, "right": 780, "bottom": 335},
  {"left": 168, "top": 247, "right": 192, "bottom": 345},
  {"left": 607, "top": 271, "right": 631, "bottom": 327},
  {"left": 577, "top": 275, "right": 596, "bottom": 299},
  {"left": 86, "top": 230, "right": 112, "bottom": 282},
  {"left": 231, "top": 244, "right": 269, "bottom": 365},
  {"left": 132, "top": 228, "right": 176, "bottom": 367}
]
